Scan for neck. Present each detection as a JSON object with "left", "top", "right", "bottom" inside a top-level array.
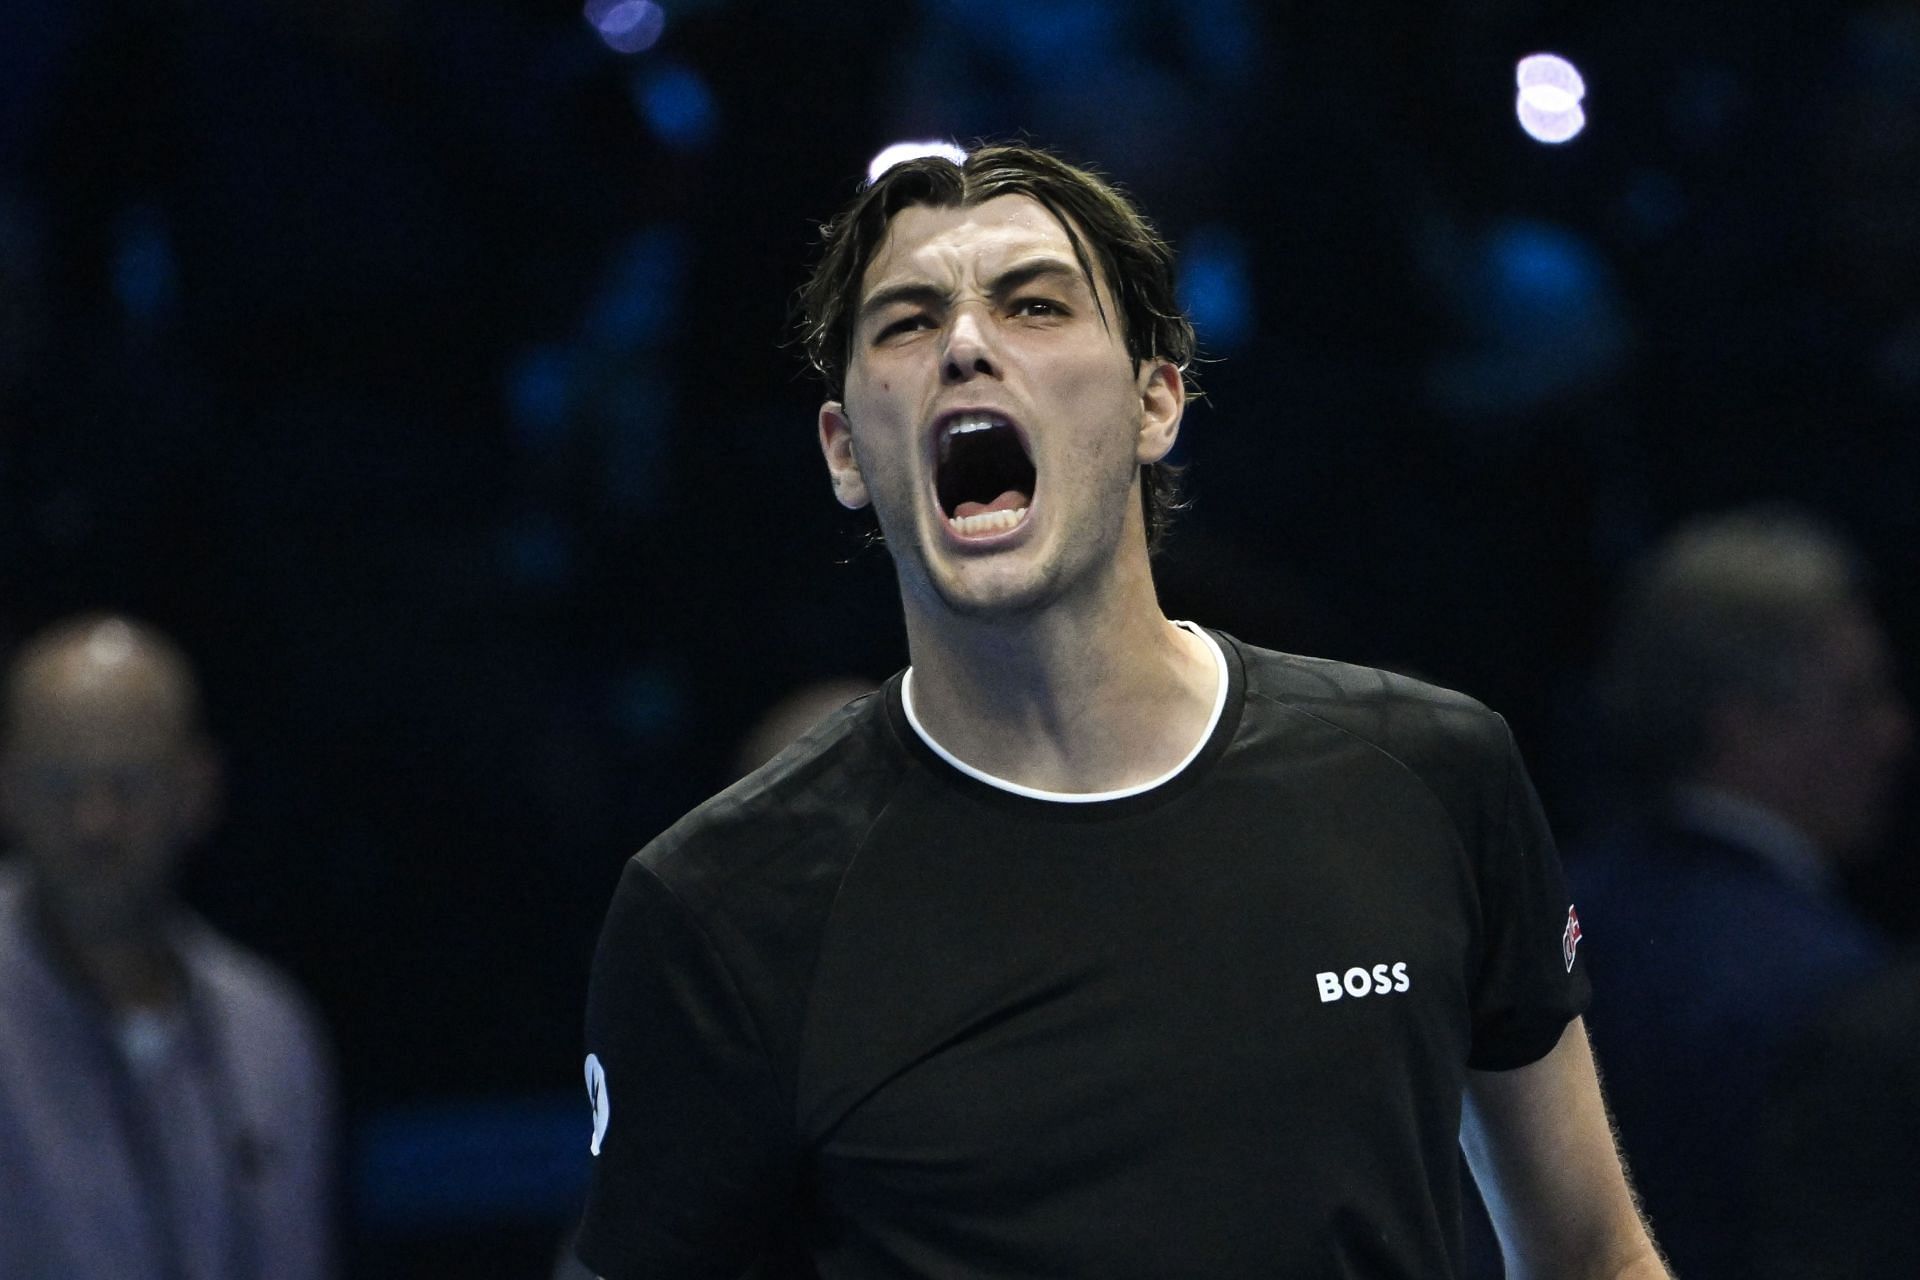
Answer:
[
  {"left": 901, "top": 555, "right": 1218, "bottom": 794},
  {"left": 27, "top": 886, "right": 183, "bottom": 1012}
]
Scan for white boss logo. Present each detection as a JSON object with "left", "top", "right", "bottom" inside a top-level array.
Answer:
[{"left": 1316, "top": 962, "right": 1411, "bottom": 1002}]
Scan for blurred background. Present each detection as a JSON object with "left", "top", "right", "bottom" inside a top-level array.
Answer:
[{"left": 0, "top": 0, "right": 1913, "bottom": 1275}]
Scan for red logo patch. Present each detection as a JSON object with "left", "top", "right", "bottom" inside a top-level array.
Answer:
[{"left": 1562, "top": 905, "right": 1583, "bottom": 972}]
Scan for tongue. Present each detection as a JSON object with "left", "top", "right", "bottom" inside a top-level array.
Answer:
[{"left": 954, "top": 489, "right": 1029, "bottom": 519}]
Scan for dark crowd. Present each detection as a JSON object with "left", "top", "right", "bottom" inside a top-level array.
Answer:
[{"left": 0, "top": 1, "right": 1915, "bottom": 1277}]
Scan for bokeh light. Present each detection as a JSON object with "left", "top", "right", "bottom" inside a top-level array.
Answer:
[
  {"left": 634, "top": 63, "right": 718, "bottom": 151},
  {"left": 1177, "top": 225, "right": 1254, "bottom": 353},
  {"left": 584, "top": 0, "right": 666, "bottom": 55},
  {"left": 866, "top": 140, "right": 969, "bottom": 185},
  {"left": 1515, "top": 53, "right": 1587, "bottom": 144}
]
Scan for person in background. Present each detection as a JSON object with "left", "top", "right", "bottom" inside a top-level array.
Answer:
[
  {"left": 1744, "top": 944, "right": 1920, "bottom": 1279},
  {"left": 729, "top": 678, "right": 878, "bottom": 780},
  {"left": 0, "top": 614, "right": 336, "bottom": 1280},
  {"left": 1571, "top": 505, "right": 1911, "bottom": 1279}
]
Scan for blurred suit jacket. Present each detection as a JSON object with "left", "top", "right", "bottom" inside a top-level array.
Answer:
[{"left": 1567, "top": 792, "right": 1886, "bottom": 1280}]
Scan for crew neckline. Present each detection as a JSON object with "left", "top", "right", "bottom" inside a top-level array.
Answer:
[{"left": 899, "top": 621, "right": 1230, "bottom": 804}]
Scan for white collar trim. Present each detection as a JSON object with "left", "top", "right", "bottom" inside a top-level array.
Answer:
[{"left": 901, "top": 621, "right": 1229, "bottom": 804}]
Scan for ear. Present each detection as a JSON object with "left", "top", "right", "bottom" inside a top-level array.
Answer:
[
  {"left": 819, "top": 401, "right": 870, "bottom": 510},
  {"left": 1134, "top": 360, "right": 1186, "bottom": 465}
]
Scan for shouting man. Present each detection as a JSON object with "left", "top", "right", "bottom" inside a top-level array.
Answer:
[{"left": 574, "top": 145, "right": 1669, "bottom": 1280}]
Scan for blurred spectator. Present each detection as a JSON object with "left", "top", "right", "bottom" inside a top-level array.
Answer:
[
  {"left": 1569, "top": 506, "right": 1911, "bottom": 1278},
  {"left": 0, "top": 615, "right": 336, "bottom": 1279},
  {"left": 1748, "top": 948, "right": 1920, "bottom": 1278},
  {"left": 730, "top": 677, "right": 876, "bottom": 779}
]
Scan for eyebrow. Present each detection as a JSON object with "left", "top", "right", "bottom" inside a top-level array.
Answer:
[{"left": 856, "top": 256, "right": 1093, "bottom": 329}]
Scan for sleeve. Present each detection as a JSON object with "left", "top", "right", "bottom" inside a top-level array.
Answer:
[
  {"left": 574, "top": 856, "right": 796, "bottom": 1280},
  {"left": 1465, "top": 716, "right": 1592, "bottom": 1070}
]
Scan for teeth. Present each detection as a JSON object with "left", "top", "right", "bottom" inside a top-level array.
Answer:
[
  {"left": 943, "top": 413, "right": 1008, "bottom": 437},
  {"left": 948, "top": 506, "right": 1028, "bottom": 536}
]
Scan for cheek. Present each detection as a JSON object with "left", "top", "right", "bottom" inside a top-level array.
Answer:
[{"left": 133, "top": 801, "right": 182, "bottom": 840}]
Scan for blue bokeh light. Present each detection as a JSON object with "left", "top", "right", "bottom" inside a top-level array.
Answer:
[
  {"left": 634, "top": 63, "right": 718, "bottom": 151},
  {"left": 112, "top": 205, "right": 178, "bottom": 326},
  {"left": 507, "top": 345, "right": 575, "bottom": 452},
  {"left": 585, "top": 225, "right": 689, "bottom": 350},
  {"left": 1177, "top": 225, "right": 1254, "bottom": 353},
  {"left": 584, "top": 0, "right": 665, "bottom": 55}
]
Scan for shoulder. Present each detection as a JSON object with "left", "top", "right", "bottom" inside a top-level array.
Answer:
[
  {"left": 1221, "top": 640, "right": 1530, "bottom": 863},
  {"left": 182, "top": 923, "right": 323, "bottom": 1030},
  {"left": 1572, "top": 820, "right": 1884, "bottom": 1011},
  {"left": 1578, "top": 821, "right": 1876, "bottom": 941},
  {"left": 1230, "top": 639, "right": 1515, "bottom": 790},
  {"left": 179, "top": 921, "right": 332, "bottom": 1070},
  {"left": 589, "top": 691, "right": 910, "bottom": 1084},
  {"left": 636, "top": 686, "right": 910, "bottom": 919}
]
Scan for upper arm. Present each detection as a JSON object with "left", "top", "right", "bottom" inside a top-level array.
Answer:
[
  {"left": 574, "top": 860, "right": 794, "bottom": 1280},
  {"left": 1462, "top": 1017, "right": 1668, "bottom": 1280}
]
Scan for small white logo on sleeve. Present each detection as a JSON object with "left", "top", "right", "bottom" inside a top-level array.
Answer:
[{"left": 585, "top": 1054, "right": 611, "bottom": 1156}]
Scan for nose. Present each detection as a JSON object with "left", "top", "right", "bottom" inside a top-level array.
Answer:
[{"left": 940, "top": 303, "right": 1000, "bottom": 384}]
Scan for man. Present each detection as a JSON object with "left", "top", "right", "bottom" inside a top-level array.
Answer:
[
  {"left": 576, "top": 144, "right": 1667, "bottom": 1278},
  {"left": 0, "top": 615, "right": 335, "bottom": 1280},
  {"left": 1747, "top": 949, "right": 1920, "bottom": 1279},
  {"left": 1570, "top": 506, "right": 1911, "bottom": 1278}
]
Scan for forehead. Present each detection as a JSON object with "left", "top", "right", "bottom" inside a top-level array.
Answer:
[
  {"left": 7, "top": 656, "right": 194, "bottom": 762},
  {"left": 859, "top": 193, "right": 1099, "bottom": 298}
]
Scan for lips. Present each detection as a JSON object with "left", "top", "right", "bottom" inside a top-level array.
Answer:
[{"left": 931, "top": 409, "right": 1036, "bottom": 538}]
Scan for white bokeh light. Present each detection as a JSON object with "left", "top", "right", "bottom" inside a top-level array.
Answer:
[
  {"left": 1518, "top": 99, "right": 1587, "bottom": 144},
  {"left": 1515, "top": 53, "right": 1587, "bottom": 144},
  {"left": 866, "top": 141, "right": 969, "bottom": 185}
]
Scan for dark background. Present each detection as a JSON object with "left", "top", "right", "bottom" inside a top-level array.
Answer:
[{"left": 1, "top": 1, "right": 1915, "bottom": 1274}]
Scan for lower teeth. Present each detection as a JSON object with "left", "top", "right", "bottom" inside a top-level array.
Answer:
[{"left": 949, "top": 507, "right": 1028, "bottom": 535}]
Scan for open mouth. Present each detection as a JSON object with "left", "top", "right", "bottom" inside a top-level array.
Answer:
[{"left": 935, "top": 412, "right": 1036, "bottom": 538}]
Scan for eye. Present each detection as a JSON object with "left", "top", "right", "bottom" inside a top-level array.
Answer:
[
  {"left": 1012, "top": 296, "right": 1066, "bottom": 318},
  {"left": 876, "top": 313, "right": 934, "bottom": 341}
]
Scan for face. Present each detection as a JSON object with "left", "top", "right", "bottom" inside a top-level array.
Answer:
[
  {"left": 1, "top": 680, "right": 215, "bottom": 943},
  {"left": 819, "top": 194, "right": 1183, "bottom": 619},
  {"left": 1764, "top": 604, "right": 1912, "bottom": 857}
]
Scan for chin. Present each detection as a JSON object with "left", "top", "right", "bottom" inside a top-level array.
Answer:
[
  {"left": 933, "top": 584, "right": 1053, "bottom": 619},
  {"left": 925, "top": 552, "right": 1071, "bottom": 619}
]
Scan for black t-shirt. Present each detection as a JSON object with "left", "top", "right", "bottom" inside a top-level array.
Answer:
[{"left": 576, "top": 631, "right": 1588, "bottom": 1279}]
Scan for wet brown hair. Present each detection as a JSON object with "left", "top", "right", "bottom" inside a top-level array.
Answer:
[{"left": 798, "top": 143, "right": 1194, "bottom": 551}]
